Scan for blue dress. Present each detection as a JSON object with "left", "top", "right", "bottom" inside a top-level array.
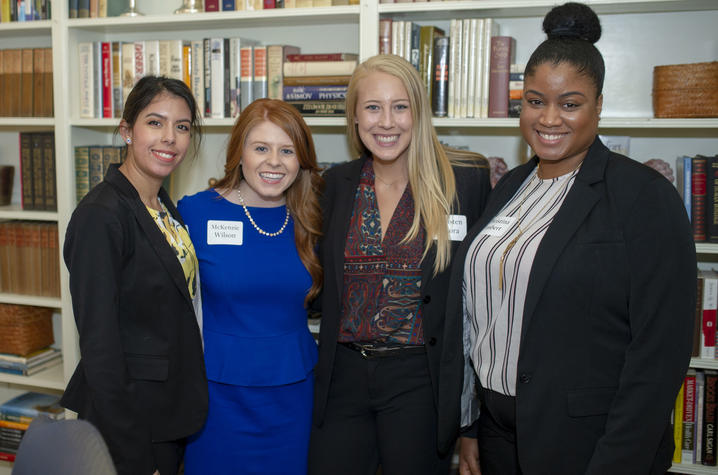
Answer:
[{"left": 178, "top": 189, "right": 318, "bottom": 475}]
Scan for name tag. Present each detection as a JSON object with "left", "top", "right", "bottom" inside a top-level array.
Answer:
[
  {"left": 207, "top": 220, "right": 243, "bottom": 245},
  {"left": 481, "top": 216, "right": 516, "bottom": 237},
  {"left": 448, "top": 214, "right": 467, "bottom": 241}
]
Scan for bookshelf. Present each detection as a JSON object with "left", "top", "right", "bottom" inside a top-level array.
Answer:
[{"left": 0, "top": 0, "right": 716, "bottom": 472}]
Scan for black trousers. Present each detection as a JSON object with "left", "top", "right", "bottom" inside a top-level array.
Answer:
[
  {"left": 477, "top": 386, "right": 522, "bottom": 475},
  {"left": 308, "top": 343, "right": 451, "bottom": 475}
]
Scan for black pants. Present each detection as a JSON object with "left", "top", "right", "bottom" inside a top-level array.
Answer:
[
  {"left": 477, "top": 386, "right": 522, "bottom": 475},
  {"left": 308, "top": 344, "right": 451, "bottom": 475}
]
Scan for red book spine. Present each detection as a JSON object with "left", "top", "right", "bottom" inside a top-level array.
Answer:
[
  {"left": 263, "top": 0, "right": 276, "bottom": 8},
  {"left": 101, "top": 42, "right": 112, "bottom": 118},
  {"left": 684, "top": 372, "right": 697, "bottom": 463},
  {"left": 285, "top": 53, "right": 357, "bottom": 62},
  {"left": 693, "top": 156, "right": 708, "bottom": 242},
  {"left": 487, "top": 36, "right": 515, "bottom": 118},
  {"left": 704, "top": 371, "right": 718, "bottom": 466},
  {"left": 205, "top": 0, "right": 220, "bottom": 11},
  {"left": 0, "top": 451, "right": 16, "bottom": 462}
]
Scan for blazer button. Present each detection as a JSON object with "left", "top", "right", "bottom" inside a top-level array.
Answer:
[
  {"left": 423, "top": 295, "right": 431, "bottom": 304},
  {"left": 519, "top": 373, "right": 531, "bottom": 384},
  {"left": 428, "top": 337, "right": 437, "bottom": 346}
]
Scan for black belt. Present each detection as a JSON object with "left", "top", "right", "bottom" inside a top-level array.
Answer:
[{"left": 339, "top": 341, "right": 426, "bottom": 359}]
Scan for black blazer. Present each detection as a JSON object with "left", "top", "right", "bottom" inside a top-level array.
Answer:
[
  {"left": 443, "top": 138, "right": 696, "bottom": 474},
  {"left": 62, "top": 165, "right": 208, "bottom": 475},
  {"left": 313, "top": 155, "right": 490, "bottom": 454}
]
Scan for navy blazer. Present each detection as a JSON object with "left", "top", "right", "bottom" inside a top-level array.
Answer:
[
  {"left": 62, "top": 165, "right": 208, "bottom": 475},
  {"left": 313, "top": 155, "right": 491, "bottom": 454},
  {"left": 444, "top": 138, "right": 696, "bottom": 474}
]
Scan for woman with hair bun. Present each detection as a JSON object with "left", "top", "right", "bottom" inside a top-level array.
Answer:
[{"left": 449, "top": 3, "right": 696, "bottom": 474}]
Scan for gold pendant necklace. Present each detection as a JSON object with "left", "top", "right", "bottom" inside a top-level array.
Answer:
[
  {"left": 498, "top": 163, "right": 581, "bottom": 291},
  {"left": 236, "top": 188, "right": 290, "bottom": 237}
]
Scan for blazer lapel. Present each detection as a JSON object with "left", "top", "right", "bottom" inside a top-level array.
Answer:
[
  {"left": 105, "top": 165, "right": 193, "bottom": 307},
  {"left": 330, "top": 157, "right": 365, "bottom": 300},
  {"left": 519, "top": 138, "right": 608, "bottom": 345}
]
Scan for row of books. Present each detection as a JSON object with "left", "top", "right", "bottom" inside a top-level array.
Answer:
[
  {"left": 73, "top": 145, "right": 125, "bottom": 203},
  {"left": 0, "top": 346, "right": 61, "bottom": 377},
  {"left": 18, "top": 132, "right": 56, "bottom": 211},
  {"left": 0, "top": 48, "right": 53, "bottom": 117},
  {"left": 79, "top": 38, "right": 358, "bottom": 119},
  {"left": 0, "top": 391, "right": 64, "bottom": 463},
  {"left": 380, "top": 17, "right": 518, "bottom": 118},
  {"left": 674, "top": 368, "right": 718, "bottom": 466},
  {"left": 0, "top": 221, "right": 60, "bottom": 298},
  {"left": 0, "top": 0, "right": 50, "bottom": 22},
  {"left": 676, "top": 154, "right": 718, "bottom": 242},
  {"left": 68, "top": 0, "right": 128, "bottom": 18}
]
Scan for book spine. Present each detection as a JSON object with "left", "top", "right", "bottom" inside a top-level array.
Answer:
[
  {"left": 704, "top": 371, "right": 718, "bottom": 465},
  {"left": 466, "top": 19, "right": 478, "bottom": 118},
  {"left": 285, "top": 53, "right": 358, "bottom": 62},
  {"left": 209, "top": 38, "right": 225, "bottom": 118},
  {"left": 252, "top": 45, "right": 268, "bottom": 101},
  {"left": 379, "top": 19, "right": 392, "bottom": 55},
  {"left": 229, "top": 38, "right": 240, "bottom": 118},
  {"left": 692, "top": 156, "right": 708, "bottom": 242},
  {"left": 101, "top": 42, "right": 112, "bottom": 118},
  {"left": 182, "top": 41, "right": 191, "bottom": 89},
  {"left": 282, "top": 75, "right": 351, "bottom": 87},
  {"left": 31, "top": 48, "right": 44, "bottom": 117},
  {"left": 144, "top": 39, "right": 160, "bottom": 76},
  {"left": 42, "top": 133, "right": 55, "bottom": 211},
  {"left": 239, "top": 45, "right": 254, "bottom": 111},
  {"left": 708, "top": 156, "right": 718, "bottom": 242},
  {"left": 287, "top": 100, "right": 345, "bottom": 116},
  {"left": 205, "top": 0, "right": 219, "bottom": 11},
  {"left": 120, "top": 42, "right": 135, "bottom": 106},
  {"left": 74, "top": 146, "right": 89, "bottom": 203},
  {"left": 282, "top": 60, "right": 357, "bottom": 77},
  {"left": 88, "top": 146, "right": 103, "bottom": 192},
  {"left": 222, "top": 0, "right": 235, "bottom": 9},
  {"left": 78, "top": 43, "right": 93, "bottom": 118},
  {"left": 20, "top": 48, "right": 33, "bottom": 117},
  {"left": 168, "top": 40, "right": 183, "bottom": 82},
  {"left": 447, "top": 19, "right": 459, "bottom": 118},
  {"left": 282, "top": 85, "right": 347, "bottom": 101},
  {"left": 111, "top": 42, "right": 122, "bottom": 118},
  {"left": 92, "top": 42, "right": 102, "bottom": 118},
  {"left": 480, "top": 19, "right": 496, "bottom": 118},
  {"left": 19, "top": 132, "right": 33, "bottom": 209},
  {"left": 459, "top": 19, "right": 471, "bottom": 118},
  {"left": 697, "top": 371, "right": 706, "bottom": 463},
  {"left": 703, "top": 275, "right": 718, "bottom": 359},
  {"left": 223, "top": 38, "right": 231, "bottom": 118},
  {"left": 683, "top": 156, "right": 692, "bottom": 221},
  {"left": 31, "top": 132, "right": 44, "bottom": 209},
  {"left": 684, "top": 370, "right": 697, "bottom": 464},
  {"left": 674, "top": 381, "right": 685, "bottom": 463},
  {"left": 431, "top": 36, "right": 449, "bottom": 118},
  {"left": 487, "top": 36, "right": 514, "bottom": 118},
  {"left": 203, "top": 38, "right": 211, "bottom": 117},
  {"left": 190, "top": 40, "right": 205, "bottom": 118},
  {"left": 158, "top": 40, "right": 171, "bottom": 78}
]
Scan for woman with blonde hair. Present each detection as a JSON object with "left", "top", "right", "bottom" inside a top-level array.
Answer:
[
  {"left": 178, "top": 98, "right": 323, "bottom": 474},
  {"left": 308, "top": 54, "right": 491, "bottom": 475}
]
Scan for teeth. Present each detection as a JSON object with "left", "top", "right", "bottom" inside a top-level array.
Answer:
[
  {"left": 538, "top": 132, "right": 563, "bottom": 141},
  {"left": 155, "top": 151, "right": 174, "bottom": 158},
  {"left": 260, "top": 172, "right": 283, "bottom": 179},
  {"left": 376, "top": 135, "right": 398, "bottom": 144}
]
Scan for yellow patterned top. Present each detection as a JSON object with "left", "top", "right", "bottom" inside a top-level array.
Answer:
[{"left": 146, "top": 200, "right": 199, "bottom": 299}]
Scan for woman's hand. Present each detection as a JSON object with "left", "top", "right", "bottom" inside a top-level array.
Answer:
[{"left": 458, "top": 436, "right": 481, "bottom": 475}]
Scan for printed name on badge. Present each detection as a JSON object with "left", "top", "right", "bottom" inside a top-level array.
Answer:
[
  {"left": 481, "top": 216, "right": 517, "bottom": 237},
  {"left": 207, "top": 220, "right": 243, "bottom": 245},
  {"left": 447, "top": 214, "right": 467, "bottom": 241}
]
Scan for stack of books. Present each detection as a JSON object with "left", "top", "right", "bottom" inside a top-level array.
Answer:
[
  {"left": 0, "top": 347, "right": 62, "bottom": 377},
  {"left": 18, "top": 132, "right": 56, "bottom": 211},
  {"left": 675, "top": 153, "right": 718, "bottom": 242},
  {"left": 73, "top": 145, "right": 126, "bottom": 203},
  {"left": 674, "top": 369, "right": 718, "bottom": 467},
  {"left": 0, "top": 48, "right": 53, "bottom": 117},
  {"left": 0, "top": 391, "right": 64, "bottom": 463},
  {"left": 0, "top": 0, "right": 50, "bottom": 22},
  {"left": 282, "top": 53, "right": 356, "bottom": 116},
  {"left": 0, "top": 221, "right": 60, "bottom": 297}
]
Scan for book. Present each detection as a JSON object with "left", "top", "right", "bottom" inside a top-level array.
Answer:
[
  {"left": 283, "top": 60, "right": 357, "bottom": 77},
  {"left": 706, "top": 155, "right": 718, "bottom": 242},
  {"left": 20, "top": 49, "right": 33, "bottom": 117},
  {"left": 205, "top": 0, "right": 219, "bottom": 11},
  {"left": 0, "top": 356, "right": 62, "bottom": 376},
  {"left": 74, "top": 145, "right": 90, "bottom": 203},
  {"left": 704, "top": 370, "right": 718, "bottom": 465},
  {"left": 684, "top": 369, "right": 698, "bottom": 464},
  {"left": 379, "top": 18, "right": 392, "bottom": 55},
  {"left": 5, "top": 49, "right": 22, "bottom": 116},
  {"left": 190, "top": 40, "right": 205, "bottom": 117},
  {"left": 479, "top": 19, "right": 498, "bottom": 118},
  {"left": 182, "top": 41, "right": 192, "bottom": 89},
  {"left": 111, "top": 41, "right": 122, "bottom": 118},
  {"left": 144, "top": 39, "right": 160, "bottom": 77},
  {"left": 41, "top": 132, "right": 56, "bottom": 211},
  {"left": 101, "top": 146, "right": 122, "bottom": 178},
  {"left": 101, "top": 42, "right": 112, "bottom": 118},
  {"left": 692, "top": 155, "right": 708, "bottom": 242},
  {"left": 694, "top": 276, "right": 706, "bottom": 358},
  {"left": 674, "top": 381, "right": 685, "bottom": 463},
  {"left": 487, "top": 36, "right": 515, "bottom": 118},
  {"left": 267, "top": 45, "right": 301, "bottom": 101},
  {"left": 282, "top": 85, "right": 347, "bottom": 101},
  {"left": 282, "top": 75, "right": 351, "bottom": 87},
  {"left": 287, "top": 100, "right": 345, "bottom": 116},
  {"left": 432, "top": 36, "right": 449, "bottom": 118},
  {"left": 31, "top": 131, "right": 44, "bottom": 209},
  {"left": 19, "top": 132, "right": 33, "bottom": 210},
  {"left": 32, "top": 49, "right": 49, "bottom": 116},
  {"left": 447, "top": 19, "right": 460, "bottom": 118},
  {"left": 228, "top": 38, "right": 241, "bottom": 118},
  {"left": 0, "top": 392, "right": 64, "bottom": 423},
  {"left": 285, "top": 53, "right": 357, "bottom": 62},
  {"left": 88, "top": 146, "right": 104, "bottom": 191},
  {"left": 677, "top": 156, "right": 692, "bottom": 221},
  {"left": 208, "top": 37, "right": 225, "bottom": 119},
  {"left": 0, "top": 347, "right": 59, "bottom": 365},
  {"left": 167, "top": 39, "right": 183, "bottom": 82},
  {"left": 120, "top": 41, "right": 135, "bottom": 107},
  {"left": 239, "top": 45, "right": 254, "bottom": 112},
  {"left": 252, "top": 45, "right": 268, "bottom": 102},
  {"left": 697, "top": 370, "right": 706, "bottom": 463}
]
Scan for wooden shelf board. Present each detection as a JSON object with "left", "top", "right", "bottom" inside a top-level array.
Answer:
[
  {"left": 0, "top": 293, "right": 62, "bottom": 308},
  {"left": 0, "top": 362, "right": 65, "bottom": 391}
]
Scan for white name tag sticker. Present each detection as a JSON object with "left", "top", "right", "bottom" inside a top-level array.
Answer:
[
  {"left": 482, "top": 216, "right": 517, "bottom": 237},
  {"left": 207, "top": 220, "right": 243, "bottom": 245},
  {"left": 448, "top": 214, "right": 467, "bottom": 241}
]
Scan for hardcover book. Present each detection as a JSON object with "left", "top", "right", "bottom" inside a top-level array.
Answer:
[
  {"left": 431, "top": 36, "right": 449, "bottom": 118},
  {"left": 267, "top": 45, "right": 301, "bottom": 100},
  {"left": 487, "top": 36, "right": 515, "bottom": 118},
  {"left": 0, "top": 392, "right": 64, "bottom": 423}
]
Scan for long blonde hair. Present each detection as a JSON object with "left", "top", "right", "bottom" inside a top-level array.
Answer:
[
  {"left": 345, "top": 55, "right": 457, "bottom": 274},
  {"left": 214, "top": 99, "right": 323, "bottom": 305}
]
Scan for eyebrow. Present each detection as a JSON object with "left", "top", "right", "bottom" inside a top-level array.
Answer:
[
  {"left": 143, "top": 112, "right": 191, "bottom": 123},
  {"left": 524, "top": 89, "right": 587, "bottom": 99}
]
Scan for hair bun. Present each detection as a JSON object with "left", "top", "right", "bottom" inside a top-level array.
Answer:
[{"left": 543, "top": 2, "right": 601, "bottom": 43}]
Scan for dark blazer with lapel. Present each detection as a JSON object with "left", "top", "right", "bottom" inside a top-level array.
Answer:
[
  {"left": 443, "top": 138, "right": 696, "bottom": 474},
  {"left": 62, "top": 165, "right": 208, "bottom": 475},
  {"left": 312, "top": 155, "right": 490, "bottom": 455}
]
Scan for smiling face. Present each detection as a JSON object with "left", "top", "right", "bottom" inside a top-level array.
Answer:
[
  {"left": 354, "top": 71, "right": 413, "bottom": 167},
  {"left": 520, "top": 61, "right": 603, "bottom": 178},
  {"left": 121, "top": 92, "right": 192, "bottom": 183},
  {"left": 238, "top": 120, "right": 300, "bottom": 207}
]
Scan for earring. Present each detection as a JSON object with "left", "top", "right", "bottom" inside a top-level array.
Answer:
[{"left": 126, "top": 138, "right": 132, "bottom": 144}]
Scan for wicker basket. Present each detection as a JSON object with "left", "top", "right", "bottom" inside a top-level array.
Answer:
[
  {"left": 652, "top": 61, "right": 718, "bottom": 118},
  {"left": 0, "top": 304, "right": 54, "bottom": 356}
]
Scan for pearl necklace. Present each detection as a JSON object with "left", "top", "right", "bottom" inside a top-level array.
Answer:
[{"left": 235, "top": 188, "right": 290, "bottom": 237}]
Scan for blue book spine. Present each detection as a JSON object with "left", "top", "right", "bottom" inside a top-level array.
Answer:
[
  {"left": 282, "top": 85, "right": 348, "bottom": 101},
  {"left": 222, "top": 0, "right": 235, "bottom": 10},
  {"left": 684, "top": 156, "right": 692, "bottom": 221}
]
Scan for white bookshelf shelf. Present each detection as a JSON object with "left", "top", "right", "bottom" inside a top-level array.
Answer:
[
  {"left": 670, "top": 462, "right": 718, "bottom": 474},
  {"left": 0, "top": 205, "right": 58, "bottom": 222},
  {"left": 690, "top": 358, "right": 718, "bottom": 371},
  {"left": 696, "top": 244, "right": 718, "bottom": 255},
  {"left": 0, "top": 292, "right": 62, "bottom": 308},
  {"left": 0, "top": 362, "right": 65, "bottom": 391},
  {"left": 0, "top": 118, "right": 55, "bottom": 128},
  {"left": 0, "top": 20, "right": 51, "bottom": 34}
]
